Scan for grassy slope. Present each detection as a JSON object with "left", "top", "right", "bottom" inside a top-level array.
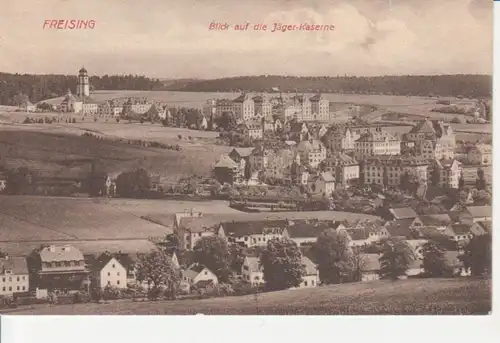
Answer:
[
  {"left": 10, "top": 278, "right": 491, "bottom": 315},
  {"left": 0, "top": 128, "right": 228, "bottom": 181}
]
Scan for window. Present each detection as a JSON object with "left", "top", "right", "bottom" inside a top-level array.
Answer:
[
  {"left": 117, "top": 272, "right": 120, "bottom": 276},
  {"left": 107, "top": 272, "right": 111, "bottom": 276},
  {"left": 304, "top": 281, "right": 308, "bottom": 286},
  {"left": 22, "top": 276, "right": 25, "bottom": 280},
  {"left": 22, "top": 286, "right": 26, "bottom": 291},
  {"left": 112, "top": 264, "right": 116, "bottom": 268},
  {"left": 312, "top": 280, "right": 315, "bottom": 286},
  {"left": 107, "top": 281, "right": 111, "bottom": 285},
  {"left": 17, "top": 277, "right": 20, "bottom": 282},
  {"left": 17, "top": 286, "right": 20, "bottom": 291},
  {"left": 2, "top": 278, "right": 4, "bottom": 282},
  {"left": 117, "top": 280, "right": 120, "bottom": 285},
  {"left": 2, "top": 287, "right": 4, "bottom": 291},
  {"left": 55, "top": 262, "right": 61, "bottom": 267},
  {"left": 204, "top": 271, "right": 208, "bottom": 275},
  {"left": 8, "top": 286, "right": 12, "bottom": 291},
  {"left": 8, "top": 277, "right": 11, "bottom": 282}
]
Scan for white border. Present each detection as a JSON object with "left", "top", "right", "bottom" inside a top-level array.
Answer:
[{"left": 1, "top": 2, "right": 499, "bottom": 342}]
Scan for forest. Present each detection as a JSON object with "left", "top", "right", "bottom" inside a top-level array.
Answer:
[{"left": 166, "top": 74, "right": 492, "bottom": 98}]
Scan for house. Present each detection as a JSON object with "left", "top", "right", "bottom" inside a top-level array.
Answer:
[
  {"left": 241, "top": 256, "right": 265, "bottom": 285},
  {"left": 284, "top": 220, "right": 346, "bottom": 247},
  {"left": 0, "top": 256, "right": 29, "bottom": 296},
  {"left": 417, "top": 214, "right": 452, "bottom": 231},
  {"left": 308, "top": 171, "right": 335, "bottom": 196},
  {"left": 384, "top": 217, "right": 423, "bottom": 238},
  {"left": 264, "top": 148, "right": 296, "bottom": 184},
  {"left": 298, "top": 256, "right": 319, "bottom": 288},
  {"left": 405, "top": 239, "right": 428, "bottom": 259},
  {"left": 182, "top": 265, "right": 218, "bottom": 287},
  {"left": 309, "top": 94, "right": 330, "bottom": 121},
  {"left": 467, "top": 144, "right": 492, "bottom": 165},
  {"left": 228, "top": 147, "right": 254, "bottom": 181},
  {"left": 406, "top": 119, "right": 455, "bottom": 159},
  {"left": 346, "top": 220, "right": 389, "bottom": 247},
  {"left": 32, "top": 245, "right": 90, "bottom": 295},
  {"left": 232, "top": 93, "right": 255, "bottom": 122},
  {"left": 354, "top": 129, "right": 401, "bottom": 159},
  {"left": 239, "top": 120, "right": 263, "bottom": 140},
  {"left": 288, "top": 122, "right": 310, "bottom": 142},
  {"left": 461, "top": 205, "right": 492, "bottom": 224},
  {"left": 252, "top": 95, "right": 272, "bottom": 119},
  {"left": 431, "top": 159, "right": 463, "bottom": 189},
  {"left": 443, "top": 224, "right": 474, "bottom": 242},
  {"left": 174, "top": 217, "right": 216, "bottom": 251},
  {"left": 321, "top": 126, "right": 359, "bottom": 152},
  {"left": 219, "top": 220, "right": 287, "bottom": 248},
  {"left": 388, "top": 207, "right": 418, "bottom": 220},
  {"left": 320, "top": 153, "right": 359, "bottom": 189},
  {"left": 359, "top": 254, "right": 382, "bottom": 281},
  {"left": 91, "top": 254, "right": 127, "bottom": 289},
  {"left": 296, "top": 139, "right": 327, "bottom": 169},
  {"left": 213, "top": 154, "right": 240, "bottom": 185},
  {"left": 470, "top": 220, "right": 491, "bottom": 235}
]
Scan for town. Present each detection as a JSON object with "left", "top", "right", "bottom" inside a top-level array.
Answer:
[{"left": 0, "top": 67, "right": 492, "bottom": 314}]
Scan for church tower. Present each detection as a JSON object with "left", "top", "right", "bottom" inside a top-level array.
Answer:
[{"left": 76, "top": 67, "right": 90, "bottom": 98}]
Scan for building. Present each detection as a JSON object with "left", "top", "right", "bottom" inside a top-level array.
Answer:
[
  {"left": 32, "top": 245, "right": 89, "bottom": 294},
  {"left": 345, "top": 221, "right": 389, "bottom": 247},
  {"left": 0, "top": 256, "right": 29, "bottom": 296},
  {"left": 215, "top": 99, "right": 234, "bottom": 118},
  {"left": 182, "top": 265, "right": 218, "bottom": 287},
  {"left": 388, "top": 207, "right": 418, "bottom": 220},
  {"left": 253, "top": 95, "right": 272, "bottom": 119},
  {"left": 233, "top": 93, "right": 255, "bottom": 122},
  {"left": 463, "top": 206, "right": 492, "bottom": 223},
  {"left": 406, "top": 119, "right": 455, "bottom": 160},
  {"left": 213, "top": 155, "right": 240, "bottom": 185},
  {"left": 241, "top": 256, "right": 265, "bottom": 285},
  {"left": 288, "top": 122, "right": 310, "bottom": 142},
  {"left": 362, "top": 155, "right": 428, "bottom": 188},
  {"left": 296, "top": 139, "right": 327, "bottom": 169},
  {"left": 467, "top": 144, "right": 492, "bottom": 165},
  {"left": 354, "top": 130, "right": 401, "bottom": 159},
  {"left": 228, "top": 147, "right": 255, "bottom": 181},
  {"left": 321, "top": 153, "right": 359, "bottom": 188},
  {"left": 91, "top": 254, "right": 127, "bottom": 289},
  {"left": 219, "top": 220, "right": 287, "bottom": 248},
  {"left": 309, "top": 94, "right": 330, "bottom": 121},
  {"left": 321, "top": 126, "right": 359, "bottom": 152},
  {"left": 360, "top": 254, "right": 382, "bottom": 281},
  {"left": 308, "top": 171, "right": 335, "bottom": 196},
  {"left": 283, "top": 102, "right": 303, "bottom": 122},
  {"left": 59, "top": 90, "right": 83, "bottom": 113},
  {"left": 431, "top": 159, "right": 462, "bottom": 189},
  {"left": 284, "top": 220, "right": 346, "bottom": 247},
  {"left": 298, "top": 256, "right": 319, "bottom": 288},
  {"left": 238, "top": 120, "right": 263, "bottom": 140},
  {"left": 76, "top": 67, "right": 90, "bottom": 98},
  {"left": 263, "top": 148, "right": 296, "bottom": 184}
]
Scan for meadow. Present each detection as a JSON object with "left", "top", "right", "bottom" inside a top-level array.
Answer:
[
  {"left": 8, "top": 278, "right": 491, "bottom": 315},
  {"left": 0, "top": 195, "right": 239, "bottom": 256}
]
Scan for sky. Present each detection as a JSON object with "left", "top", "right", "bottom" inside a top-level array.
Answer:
[{"left": 0, "top": 0, "right": 492, "bottom": 78}]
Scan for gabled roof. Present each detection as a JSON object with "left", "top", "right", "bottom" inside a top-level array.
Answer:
[
  {"left": 346, "top": 229, "right": 369, "bottom": 241},
  {"left": 319, "top": 171, "right": 335, "bottom": 182},
  {"left": 384, "top": 219, "right": 415, "bottom": 237},
  {"left": 91, "top": 254, "right": 124, "bottom": 271},
  {"left": 389, "top": 207, "right": 417, "bottom": 220},
  {"left": 182, "top": 264, "right": 209, "bottom": 279},
  {"left": 466, "top": 206, "right": 491, "bottom": 218},
  {"left": 222, "top": 220, "right": 287, "bottom": 237},
  {"left": 297, "top": 139, "right": 324, "bottom": 152},
  {"left": 230, "top": 147, "right": 255, "bottom": 158},
  {"left": 301, "top": 256, "right": 318, "bottom": 275},
  {"left": 214, "top": 155, "right": 238, "bottom": 169},
  {"left": 0, "top": 257, "right": 28, "bottom": 275},
  {"left": 476, "top": 220, "right": 492, "bottom": 234},
  {"left": 309, "top": 94, "right": 325, "bottom": 101},
  {"left": 448, "top": 224, "right": 472, "bottom": 235},
  {"left": 409, "top": 119, "right": 436, "bottom": 135},
  {"left": 356, "top": 131, "right": 399, "bottom": 143},
  {"left": 285, "top": 220, "right": 341, "bottom": 238}
]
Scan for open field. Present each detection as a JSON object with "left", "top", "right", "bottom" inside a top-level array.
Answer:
[
  {"left": 0, "top": 195, "right": 238, "bottom": 256},
  {"left": 7, "top": 278, "right": 491, "bottom": 315},
  {"left": 0, "top": 128, "right": 229, "bottom": 182}
]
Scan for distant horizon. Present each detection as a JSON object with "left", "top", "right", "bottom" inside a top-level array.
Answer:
[{"left": 0, "top": 71, "right": 493, "bottom": 80}]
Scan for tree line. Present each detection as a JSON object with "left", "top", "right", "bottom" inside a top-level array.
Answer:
[
  {"left": 169, "top": 74, "right": 492, "bottom": 98},
  {"left": 0, "top": 73, "right": 163, "bottom": 105}
]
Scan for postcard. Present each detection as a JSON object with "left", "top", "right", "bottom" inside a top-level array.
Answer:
[{"left": 0, "top": 0, "right": 492, "bottom": 317}]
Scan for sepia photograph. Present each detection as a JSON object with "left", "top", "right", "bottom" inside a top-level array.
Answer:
[{"left": 0, "top": 0, "right": 493, "bottom": 315}]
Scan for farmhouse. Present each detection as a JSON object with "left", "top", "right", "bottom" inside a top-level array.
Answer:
[
  {"left": 182, "top": 265, "right": 218, "bottom": 287},
  {"left": 0, "top": 256, "right": 29, "bottom": 296},
  {"left": 241, "top": 256, "right": 264, "bottom": 285},
  {"left": 297, "top": 256, "right": 319, "bottom": 288},
  {"left": 90, "top": 253, "right": 127, "bottom": 289}
]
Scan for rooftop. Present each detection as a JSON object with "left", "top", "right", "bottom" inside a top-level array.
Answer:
[
  {"left": 39, "top": 245, "right": 84, "bottom": 263},
  {"left": 0, "top": 257, "right": 28, "bottom": 275},
  {"left": 466, "top": 206, "right": 491, "bottom": 218},
  {"left": 389, "top": 208, "right": 418, "bottom": 220}
]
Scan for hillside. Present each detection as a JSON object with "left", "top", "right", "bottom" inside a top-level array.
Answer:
[
  {"left": 165, "top": 75, "right": 492, "bottom": 98},
  {"left": 7, "top": 278, "right": 491, "bottom": 315}
]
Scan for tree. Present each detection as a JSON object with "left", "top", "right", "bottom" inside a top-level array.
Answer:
[
  {"left": 399, "top": 172, "right": 410, "bottom": 191},
  {"left": 215, "top": 111, "right": 237, "bottom": 131},
  {"left": 379, "top": 238, "right": 416, "bottom": 280},
  {"left": 5, "top": 167, "right": 35, "bottom": 195},
  {"left": 260, "top": 237, "right": 305, "bottom": 291},
  {"left": 156, "top": 233, "right": 182, "bottom": 255},
  {"left": 135, "top": 249, "right": 181, "bottom": 300},
  {"left": 313, "top": 231, "right": 353, "bottom": 284},
  {"left": 229, "top": 243, "right": 245, "bottom": 273},
  {"left": 458, "top": 172, "right": 465, "bottom": 189},
  {"left": 115, "top": 168, "right": 151, "bottom": 197},
  {"left": 421, "top": 240, "right": 451, "bottom": 277},
  {"left": 475, "top": 168, "right": 486, "bottom": 190},
  {"left": 193, "top": 236, "right": 231, "bottom": 282},
  {"left": 472, "top": 190, "right": 491, "bottom": 206},
  {"left": 460, "top": 234, "right": 492, "bottom": 276},
  {"left": 351, "top": 248, "right": 368, "bottom": 282}
]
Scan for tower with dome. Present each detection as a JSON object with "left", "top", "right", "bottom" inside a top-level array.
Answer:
[{"left": 77, "top": 67, "right": 90, "bottom": 98}]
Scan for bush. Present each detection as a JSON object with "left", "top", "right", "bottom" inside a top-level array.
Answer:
[
  {"left": 177, "top": 134, "right": 182, "bottom": 139},
  {"left": 116, "top": 117, "right": 120, "bottom": 123},
  {"left": 0, "top": 295, "right": 16, "bottom": 309},
  {"left": 48, "top": 292, "right": 58, "bottom": 304},
  {"left": 102, "top": 285, "right": 122, "bottom": 300}
]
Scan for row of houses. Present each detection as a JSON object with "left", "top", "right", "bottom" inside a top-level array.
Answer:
[{"left": 172, "top": 206, "right": 491, "bottom": 251}]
